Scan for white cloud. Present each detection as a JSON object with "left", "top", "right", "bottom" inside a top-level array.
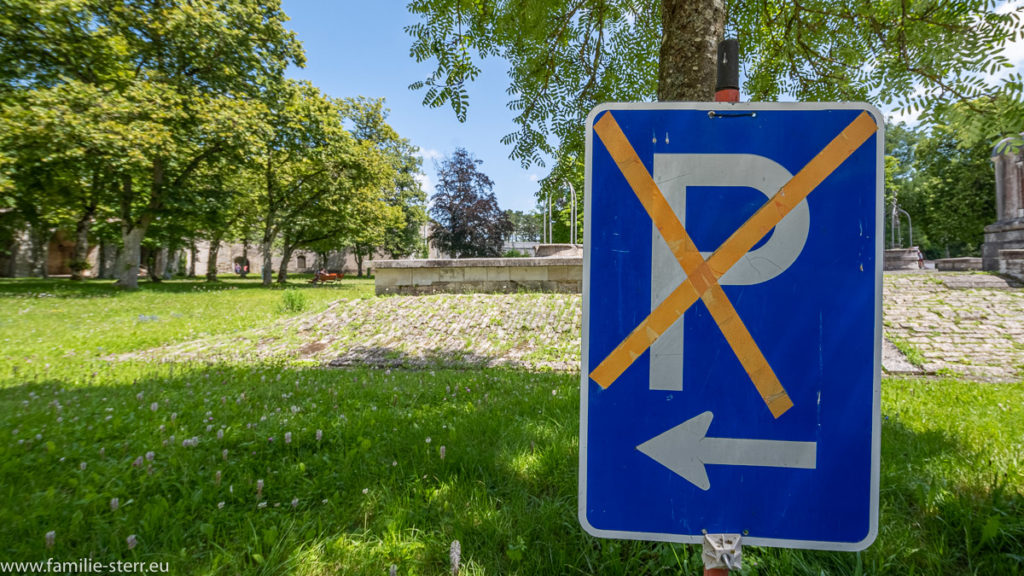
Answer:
[
  {"left": 986, "top": 1, "right": 1024, "bottom": 82},
  {"left": 528, "top": 173, "right": 539, "bottom": 182},
  {"left": 414, "top": 172, "right": 432, "bottom": 192},
  {"left": 416, "top": 148, "right": 443, "bottom": 162},
  {"left": 996, "top": 0, "right": 1023, "bottom": 15}
]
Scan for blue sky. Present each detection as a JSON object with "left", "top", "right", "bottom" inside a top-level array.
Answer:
[
  {"left": 281, "top": 1, "right": 547, "bottom": 213},
  {"left": 281, "top": 1, "right": 1024, "bottom": 213}
]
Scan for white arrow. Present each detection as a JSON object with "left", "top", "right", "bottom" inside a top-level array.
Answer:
[{"left": 636, "top": 411, "right": 817, "bottom": 491}]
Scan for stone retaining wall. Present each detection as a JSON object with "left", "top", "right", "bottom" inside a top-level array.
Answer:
[
  {"left": 935, "top": 257, "right": 983, "bottom": 271},
  {"left": 983, "top": 219, "right": 1024, "bottom": 271},
  {"left": 884, "top": 247, "right": 922, "bottom": 270},
  {"left": 1001, "top": 249, "right": 1024, "bottom": 281},
  {"left": 372, "top": 257, "right": 583, "bottom": 295}
]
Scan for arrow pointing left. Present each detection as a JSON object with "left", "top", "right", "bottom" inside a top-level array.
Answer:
[{"left": 636, "top": 411, "right": 817, "bottom": 490}]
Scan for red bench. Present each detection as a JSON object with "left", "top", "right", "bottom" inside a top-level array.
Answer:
[{"left": 310, "top": 271, "right": 343, "bottom": 284}]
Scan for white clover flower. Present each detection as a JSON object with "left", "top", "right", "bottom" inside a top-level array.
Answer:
[
  {"left": 126, "top": 534, "right": 137, "bottom": 550},
  {"left": 315, "top": 429, "right": 322, "bottom": 442},
  {"left": 79, "top": 462, "right": 87, "bottom": 471},
  {"left": 217, "top": 501, "right": 225, "bottom": 509},
  {"left": 284, "top": 432, "right": 292, "bottom": 444},
  {"left": 256, "top": 479, "right": 264, "bottom": 494},
  {"left": 110, "top": 498, "right": 119, "bottom": 511},
  {"left": 136, "top": 392, "right": 144, "bottom": 401},
  {"left": 257, "top": 502, "right": 267, "bottom": 508},
  {"left": 217, "top": 429, "right": 224, "bottom": 440},
  {"left": 150, "top": 402, "right": 158, "bottom": 411},
  {"left": 132, "top": 456, "right": 143, "bottom": 468},
  {"left": 440, "top": 446, "right": 446, "bottom": 460},
  {"left": 145, "top": 451, "right": 154, "bottom": 462},
  {"left": 222, "top": 449, "right": 229, "bottom": 460},
  {"left": 291, "top": 498, "right": 299, "bottom": 508},
  {"left": 45, "top": 530, "right": 55, "bottom": 549},
  {"left": 450, "top": 540, "right": 461, "bottom": 575},
  {"left": 215, "top": 470, "right": 221, "bottom": 485},
  {"left": 362, "top": 488, "right": 368, "bottom": 495}
]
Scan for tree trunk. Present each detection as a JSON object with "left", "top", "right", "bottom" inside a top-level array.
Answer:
[
  {"left": 98, "top": 238, "right": 108, "bottom": 279},
  {"left": 30, "top": 225, "right": 50, "bottom": 279},
  {"left": 165, "top": 248, "right": 179, "bottom": 277},
  {"left": 240, "top": 241, "right": 249, "bottom": 278},
  {"left": 355, "top": 250, "right": 364, "bottom": 277},
  {"left": 206, "top": 238, "right": 221, "bottom": 282},
  {"left": 70, "top": 209, "right": 95, "bottom": 281},
  {"left": 261, "top": 238, "right": 274, "bottom": 286},
  {"left": 276, "top": 245, "right": 294, "bottom": 284},
  {"left": 188, "top": 241, "right": 197, "bottom": 278},
  {"left": 147, "top": 248, "right": 164, "bottom": 283},
  {"left": 657, "top": 0, "right": 725, "bottom": 101},
  {"left": 157, "top": 247, "right": 169, "bottom": 279},
  {"left": 115, "top": 226, "right": 145, "bottom": 289}
]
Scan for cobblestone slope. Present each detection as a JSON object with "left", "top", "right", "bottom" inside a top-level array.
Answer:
[
  {"left": 884, "top": 272, "right": 1024, "bottom": 382},
  {"left": 130, "top": 272, "right": 1024, "bottom": 382}
]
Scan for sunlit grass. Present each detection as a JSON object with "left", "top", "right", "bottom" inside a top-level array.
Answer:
[
  {"left": 0, "top": 276, "right": 374, "bottom": 364},
  {"left": 0, "top": 278, "right": 1021, "bottom": 574}
]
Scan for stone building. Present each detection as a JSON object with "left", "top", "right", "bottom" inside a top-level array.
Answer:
[{"left": 0, "top": 226, "right": 387, "bottom": 279}]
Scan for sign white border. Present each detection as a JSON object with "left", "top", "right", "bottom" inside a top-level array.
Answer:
[{"left": 578, "top": 101, "right": 884, "bottom": 551}]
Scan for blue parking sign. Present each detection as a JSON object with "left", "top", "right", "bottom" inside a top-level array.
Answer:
[{"left": 579, "top": 102, "right": 883, "bottom": 550}]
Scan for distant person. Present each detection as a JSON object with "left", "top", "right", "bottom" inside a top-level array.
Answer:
[
  {"left": 916, "top": 248, "right": 924, "bottom": 269},
  {"left": 234, "top": 263, "right": 240, "bottom": 274}
]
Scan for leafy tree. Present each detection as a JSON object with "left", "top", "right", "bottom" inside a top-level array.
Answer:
[
  {"left": 341, "top": 97, "right": 428, "bottom": 261},
  {"left": 248, "top": 82, "right": 404, "bottom": 285},
  {"left": 915, "top": 124, "right": 998, "bottom": 259},
  {"left": 407, "top": 0, "right": 1024, "bottom": 215},
  {"left": 884, "top": 122, "right": 930, "bottom": 250},
  {"left": 0, "top": 0, "right": 302, "bottom": 289},
  {"left": 505, "top": 209, "right": 543, "bottom": 242},
  {"left": 429, "top": 148, "right": 513, "bottom": 257}
]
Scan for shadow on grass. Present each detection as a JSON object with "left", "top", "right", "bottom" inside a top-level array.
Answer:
[
  {"left": 322, "top": 346, "right": 575, "bottom": 372},
  {"left": 0, "top": 365, "right": 1020, "bottom": 575}
]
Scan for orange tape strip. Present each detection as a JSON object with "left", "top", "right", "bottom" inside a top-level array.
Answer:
[
  {"left": 591, "top": 112, "right": 790, "bottom": 417},
  {"left": 589, "top": 111, "right": 878, "bottom": 410}
]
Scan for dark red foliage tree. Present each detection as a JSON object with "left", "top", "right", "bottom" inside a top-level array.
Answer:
[{"left": 429, "top": 148, "right": 513, "bottom": 258}]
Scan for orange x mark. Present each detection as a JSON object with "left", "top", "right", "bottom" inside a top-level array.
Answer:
[{"left": 588, "top": 110, "right": 878, "bottom": 419}]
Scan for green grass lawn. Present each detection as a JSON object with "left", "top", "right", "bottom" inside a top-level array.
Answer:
[
  {"left": 0, "top": 275, "right": 374, "bottom": 364},
  {"left": 0, "top": 278, "right": 1021, "bottom": 575}
]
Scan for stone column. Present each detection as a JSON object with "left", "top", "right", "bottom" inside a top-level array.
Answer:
[{"left": 983, "top": 136, "right": 1024, "bottom": 270}]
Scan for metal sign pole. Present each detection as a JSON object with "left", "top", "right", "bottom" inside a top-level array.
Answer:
[
  {"left": 699, "top": 41, "right": 743, "bottom": 576},
  {"left": 702, "top": 534, "right": 742, "bottom": 575}
]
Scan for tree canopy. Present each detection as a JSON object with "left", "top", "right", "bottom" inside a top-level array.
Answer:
[
  {"left": 406, "top": 0, "right": 1024, "bottom": 220},
  {"left": 1, "top": 0, "right": 427, "bottom": 286}
]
